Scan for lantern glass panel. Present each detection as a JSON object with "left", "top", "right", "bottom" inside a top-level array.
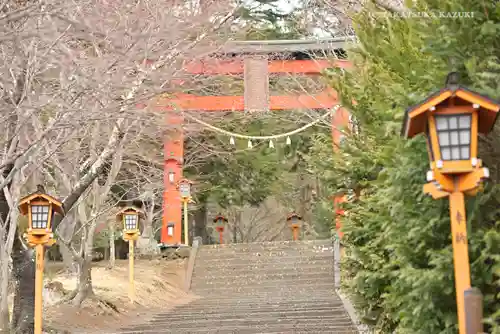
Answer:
[
  {"left": 124, "top": 214, "right": 138, "bottom": 230},
  {"left": 31, "top": 205, "right": 50, "bottom": 229},
  {"left": 167, "top": 223, "right": 174, "bottom": 236},
  {"left": 435, "top": 114, "right": 471, "bottom": 161},
  {"left": 425, "top": 128, "right": 435, "bottom": 162},
  {"left": 179, "top": 184, "right": 190, "bottom": 197}
]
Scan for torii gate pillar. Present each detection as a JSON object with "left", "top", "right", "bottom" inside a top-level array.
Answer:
[{"left": 161, "top": 113, "right": 184, "bottom": 245}]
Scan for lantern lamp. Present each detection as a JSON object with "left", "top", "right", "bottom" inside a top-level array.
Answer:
[
  {"left": 402, "top": 75, "right": 499, "bottom": 196},
  {"left": 213, "top": 214, "right": 228, "bottom": 229},
  {"left": 286, "top": 212, "right": 302, "bottom": 227},
  {"left": 116, "top": 207, "right": 143, "bottom": 241},
  {"left": 286, "top": 212, "right": 302, "bottom": 241},
  {"left": 18, "top": 191, "right": 64, "bottom": 241},
  {"left": 213, "top": 214, "right": 228, "bottom": 244},
  {"left": 177, "top": 178, "right": 193, "bottom": 199}
]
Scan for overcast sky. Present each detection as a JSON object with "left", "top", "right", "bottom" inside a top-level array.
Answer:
[
  {"left": 243, "top": 0, "right": 302, "bottom": 14},
  {"left": 275, "top": 0, "right": 300, "bottom": 13}
]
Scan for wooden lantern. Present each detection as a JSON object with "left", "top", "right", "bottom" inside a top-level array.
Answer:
[
  {"left": 402, "top": 80, "right": 499, "bottom": 197},
  {"left": 177, "top": 178, "right": 193, "bottom": 199},
  {"left": 213, "top": 214, "right": 228, "bottom": 231},
  {"left": 286, "top": 213, "right": 302, "bottom": 241},
  {"left": 19, "top": 192, "right": 64, "bottom": 245},
  {"left": 213, "top": 214, "right": 227, "bottom": 244},
  {"left": 117, "top": 207, "right": 143, "bottom": 241}
]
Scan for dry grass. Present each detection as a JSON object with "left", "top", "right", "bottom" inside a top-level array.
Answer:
[{"left": 44, "top": 258, "right": 197, "bottom": 333}]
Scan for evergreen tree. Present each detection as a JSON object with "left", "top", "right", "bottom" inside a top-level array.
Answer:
[{"left": 307, "top": 0, "right": 500, "bottom": 332}]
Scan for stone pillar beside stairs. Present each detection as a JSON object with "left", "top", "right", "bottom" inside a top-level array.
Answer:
[{"left": 135, "top": 236, "right": 159, "bottom": 258}]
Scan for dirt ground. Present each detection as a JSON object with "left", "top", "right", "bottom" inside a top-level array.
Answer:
[{"left": 43, "top": 258, "right": 197, "bottom": 333}]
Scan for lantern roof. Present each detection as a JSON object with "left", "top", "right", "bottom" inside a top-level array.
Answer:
[
  {"left": 213, "top": 214, "right": 228, "bottom": 223},
  {"left": 402, "top": 85, "right": 500, "bottom": 139},
  {"left": 177, "top": 178, "right": 193, "bottom": 186},
  {"left": 116, "top": 206, "right": 145, "bottom": 219},
  {"left": 286, "top": 212, "right": 302, "bottom": 221},
  {"left": 18, "top": 192, "right": 64, "bottom": 216}
]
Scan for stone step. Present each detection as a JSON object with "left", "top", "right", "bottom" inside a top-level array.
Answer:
[
  {"left": 192, "top": 272, "right": 334, "bottom": 282},
  {"left": 197, "top": 247, "right": 334, "bottom": 256},
  {"left": 193, "top": 263, "right": 334, "bottom": 274},
  {"left": 142, "top": 318, "right": 354, "bottom": 330},
  {"left": 201, "top": 240, "right": 331, "bottom": 248},
  {"left": 193, "top": 293, "right": 339, "bottom": 301},
  {"left": 150, "top": 313, "right": 353, "bottom": 324},
  {"left": 152, "top": 306, "right": 350, "bottom": 321},
  {"left": 178, "top": 298, "right": 344, "bottom": 307},
  {"left": 194, "top": 261, "right": 334, "bottom": 271},
  {"left": 196, "top": 255, "right": 333, "bottom": 265},
  {"left": 198, "top": 241, "right": 333, "bottom": 254},
  {"left": 153, "top": 303, "right": 348, "bottom": 318},
  {"left": 192, "top": 282, "right": 335, "bottom": 294},
  {"left": 195, "top": 255, "right": 333, "bottom": 265},
  {"left": 191, "top": 276, "right": 334, "bottom": 288},
  {"left": 197, "top": 248, "right": 334, "bottom": 258},
  {"left": 192, "top": 270, "right": 331, "bottom": 281},
  {"left": 116, "top": 321, "right": 356, "bottom": 334}
]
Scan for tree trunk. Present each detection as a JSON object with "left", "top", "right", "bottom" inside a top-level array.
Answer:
[
  {"left": 58, "top": 213, "right": 78, "bottom": 273},
  {"left": 72, "top": 258, "right": 94, "bottom": 306},
  {"left": 0, "top": 165, "right": 13, "bottom": 333},
  {"left": 1, "top": 164, "right": 34, "bottom": 333},
  {"left": 72, "top": 208, "right": 100, "bottom": 306},
  {"left": 10, "top": 236, "right": 35, "bottom": 334},
  {"left": 108, "top": 222, "right": 115, "bottom": 269},
  {"left": 194, "top": 203, "right": 208, "bottom": 244},
  {"left": 0, "top": 226, "right": 10, "bottom": 334},
  {"left": 232, "top": 225, "right": 237, "bottom": 243}
]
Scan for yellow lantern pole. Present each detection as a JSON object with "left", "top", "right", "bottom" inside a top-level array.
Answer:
[
  {"left": 128, "top": 239, "right": 135, "bottom": 303},
  {"left": 449, "top": 190, "right": 471, "bottom": 334},
  {"left": 183, "top": 198, "right": 189, "bottom": 245},
  {"left": 34, "top": 244, "right": 45, "bottom": 334}
]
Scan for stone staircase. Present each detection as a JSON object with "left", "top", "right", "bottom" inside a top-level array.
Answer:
[{"left": 115, "top": 240, "right": 357, "bottom": 333}]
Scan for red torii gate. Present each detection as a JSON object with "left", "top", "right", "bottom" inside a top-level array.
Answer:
[{"left": 156, "top": 38, "right": 352, "bottom": 245}]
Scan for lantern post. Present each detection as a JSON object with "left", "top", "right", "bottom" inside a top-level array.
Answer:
[
  {"left": 286, "top": 213, "right": 302, "bottom": 241},
  {"left": 401, "top": 73, "right": 499, "bottom": 334},
  {"left": 18, "top": 189, "right": 64, "bottom": 334},
  {"left": 177, "top": 178, "right": 193, "bottom": 245},
  {"left": 117, "top": 207, "right": 142, "bottom": 303},
  {"left": 213, "top": 214, "right": 228, "bottom": 244}
]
